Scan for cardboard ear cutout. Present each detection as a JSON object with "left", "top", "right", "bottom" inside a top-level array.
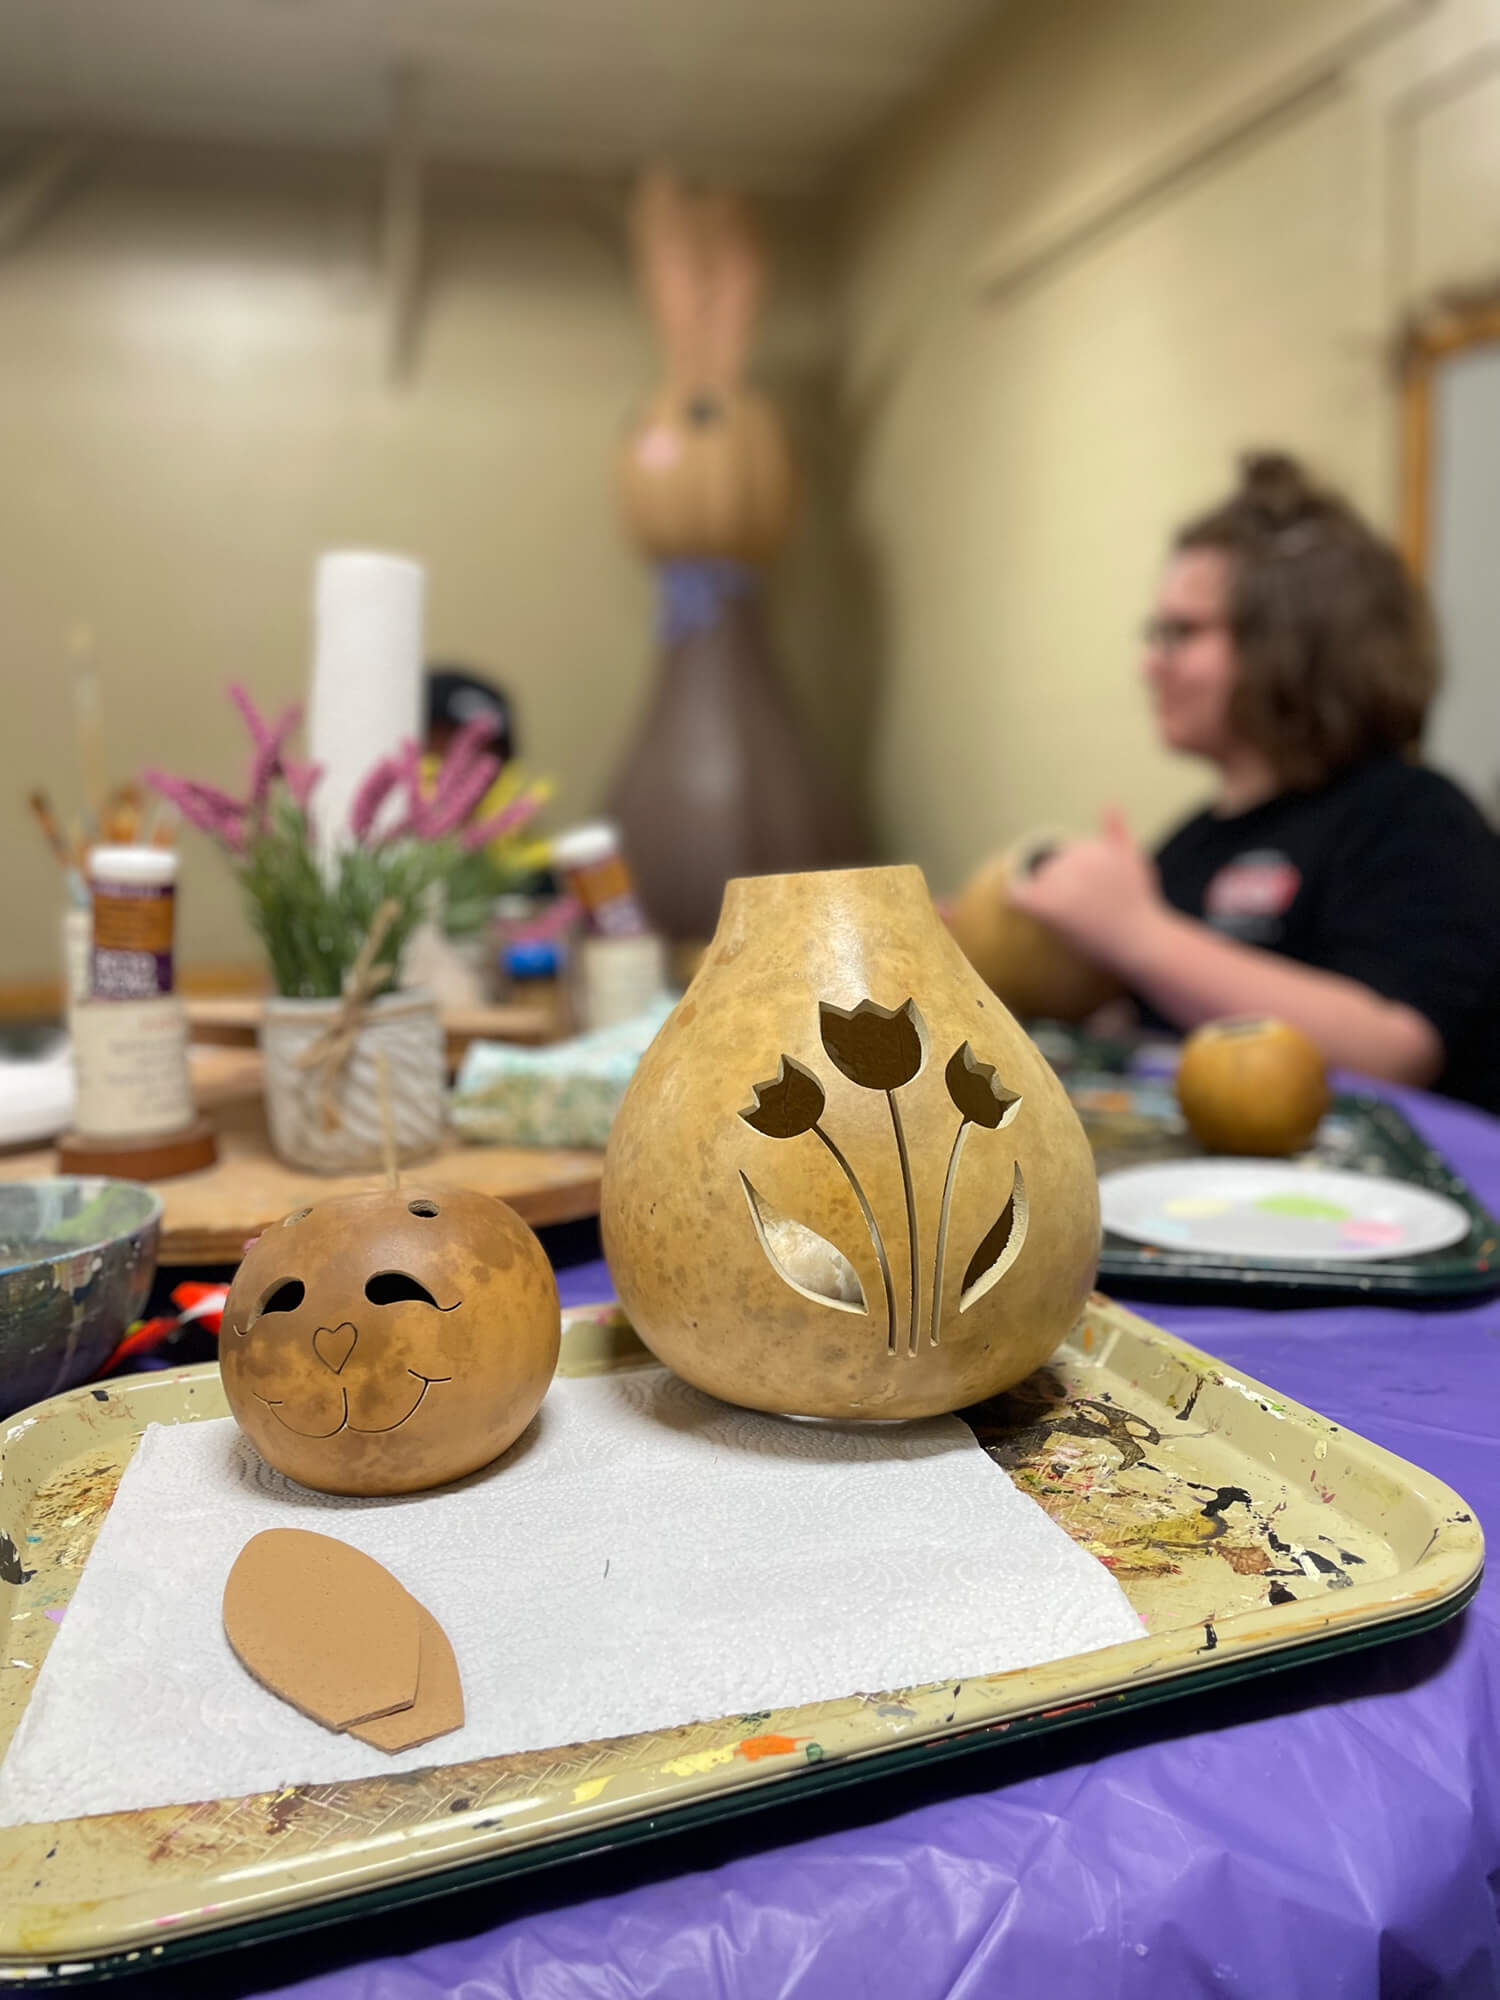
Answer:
[
  {"left": 347, "top": 1605, "right": 465, "bottom": 1752},
  {"left": 223, "top": 1528, "right": 421, "bottom": 1731}
]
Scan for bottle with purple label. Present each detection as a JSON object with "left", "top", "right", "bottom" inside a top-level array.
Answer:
[{"left": 88, "top": 846, "right": 178, "bottom": 1000}]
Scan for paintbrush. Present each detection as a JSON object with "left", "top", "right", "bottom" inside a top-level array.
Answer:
[
  {"left": 28, "top": 791, "right": 88, "bottom": 907},
  {"left": 146, "top": 797, "right": 179, "bottom": 848},
  {"left": 101, "top": 782, "right": 142, "bottom": 844},
  {"left": 28, "top": 789, "right": 71, "bottom": 868},
  {"left": 69, "top": 623, "right": 106, "bottom": 835}
]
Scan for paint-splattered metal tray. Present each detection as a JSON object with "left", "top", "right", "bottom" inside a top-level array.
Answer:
[
  {"left": 1071, "top": 1075, "right": 1500, "bottom": 1297},
  {"left": 0, "top": 1299, "right": 1481, "bottom": 1983}
]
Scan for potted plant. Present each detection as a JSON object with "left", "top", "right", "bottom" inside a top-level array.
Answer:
[{"left": 148, "top": 686, "right": 548, "bottom": 1171}]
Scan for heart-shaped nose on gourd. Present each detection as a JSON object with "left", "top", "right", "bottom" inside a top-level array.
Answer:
[{"left": 313, "top": 1323, "right": 358, "bottom": 1375}]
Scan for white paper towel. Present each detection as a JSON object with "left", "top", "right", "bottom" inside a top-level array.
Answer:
[
  {"left": 308, "top": 550, "right": 424, "bottom": 860},
  {"left": 0, "top": 1371, "right": 1142, "bottom": 1826}
]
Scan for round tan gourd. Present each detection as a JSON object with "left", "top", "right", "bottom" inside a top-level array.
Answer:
[
  {"left": 221, "top": 1185, "right": 560, "bottom": 1496},
  {"left": 618, "top": 385, "right": 794, "bottom": 563},
  {"left": 602, "top": 864, "right": 1101, "bottom": 1421},
  {"left": 948, "top": 834, "right": 1123, "bottom": 1024},
  {"left": 1175, "top": 1017, "right": 1330, "bottom": 1157}
]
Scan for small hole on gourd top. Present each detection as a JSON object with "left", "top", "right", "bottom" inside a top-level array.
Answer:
[{"left": 408, "top": 1200, "right": 439, "bottom": 1219}]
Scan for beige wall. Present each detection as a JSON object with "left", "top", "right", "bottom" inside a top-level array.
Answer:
[
  {"left": 0, "top": 145, "right": 853, "bottom": 980},
  {"left": 12, "top": 0, "right": 1500, "bottom": 984},
  {"left": 839, "top": 0, "right": 1500, "bottom": 895}
]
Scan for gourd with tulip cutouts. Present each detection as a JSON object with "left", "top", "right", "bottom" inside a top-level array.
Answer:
[{"left": 602, "top": 865, "right": 1101, "bottom": 1421}]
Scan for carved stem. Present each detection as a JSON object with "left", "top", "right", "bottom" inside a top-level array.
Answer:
[
  {"left": 814, "top": 1123, "right": 896, "bottom": 1355},
  {"left": 886, "top": 1091, "right": 921, "bottom": 1357},
  {"left": 930, "top": 1116, "right": 971, "bottom": 1349}
]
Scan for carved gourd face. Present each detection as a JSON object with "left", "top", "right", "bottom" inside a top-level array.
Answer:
[
  {"left": 220, "top": 1187, "right": 560, "bottom": 1496},
  {"left": 617, "top": 385, "right": 795, "bottom": 563}
]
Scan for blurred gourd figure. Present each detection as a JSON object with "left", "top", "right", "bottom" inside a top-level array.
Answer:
[
  {"left": 610, "top": 167, "right": 856, "bottom": 944},
  {"left": 997, "top": 453, "right": 1500, "bottom": 1110}
]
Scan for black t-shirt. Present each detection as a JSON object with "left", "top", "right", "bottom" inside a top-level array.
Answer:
[{"left": 1152, "top": 757, "right": 1500, "bottom": 1113}]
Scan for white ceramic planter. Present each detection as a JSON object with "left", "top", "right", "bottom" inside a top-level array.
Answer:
[{"left": 260, "top": 988, "right": 445, "bottom": 1173}]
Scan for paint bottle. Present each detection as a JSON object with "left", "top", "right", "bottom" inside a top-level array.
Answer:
[
  {"left": 87, "top": 846, "right": 178, "bottom": 1001},
  {"left": 72, "top": 845, "right": 194, "bottom": 1139},
  {"left": 549, "top": 823, "right": 648, "bottom": 938}
]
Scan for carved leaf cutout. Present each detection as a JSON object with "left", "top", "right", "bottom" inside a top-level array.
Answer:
[
  {"left": 959, "top": 1164, "right": 1029, "bottom": 1312},
  {"left": 739, "top": 1173, "right": 867, "bottom": 1316}
]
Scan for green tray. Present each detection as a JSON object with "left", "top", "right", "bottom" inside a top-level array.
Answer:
[
  {"left": 0, "top": 1299, "right": 1482, "bottom": 1983},
  {"left": 1070, "top": 1073, "right": 1500, "bottom": 1297}
]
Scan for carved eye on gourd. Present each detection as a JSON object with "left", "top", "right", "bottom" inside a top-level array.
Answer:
[
  {"left": 363, "top": 1272, "right": 454, "bottom": 1310},
  {"left": 238, "top": 1278, "right": 305, "bottom": 1334}
]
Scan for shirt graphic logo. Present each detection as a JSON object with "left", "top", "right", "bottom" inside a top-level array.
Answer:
[{"left": 1204, "top": 850, "right": 1301, "bottom": 943}]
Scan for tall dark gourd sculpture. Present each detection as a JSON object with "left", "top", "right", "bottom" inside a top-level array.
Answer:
[{"left": 610, "top": 167, "right": 855, "bottom": 943}]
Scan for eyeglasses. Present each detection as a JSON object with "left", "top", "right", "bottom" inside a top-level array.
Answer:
[{"left": 1141, "top": 615, "right": 1228, "bottom": 651}]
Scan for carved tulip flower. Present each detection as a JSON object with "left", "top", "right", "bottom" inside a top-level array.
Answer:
[
  {"left": 819, "top": 998, "right": 925, "bottom": 1093},
  {"left": 945, "top": 1044, "right": 1021, "bottom": 1130},
  {"left": 815, "top": 997, "right": 927, "bottom": 1356},
  {"left": 739, "top": 1050, "right": 894, "bottom": 1349},
  {"left": 741, "top": 1057, "right": 826, "bottom": 1139},
  {"left": 931, "top": 1042, "right": 1025, "bottom": 1350}
]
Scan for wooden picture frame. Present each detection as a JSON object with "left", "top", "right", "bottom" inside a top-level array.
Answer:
[{"left": 1398, "top": 291, "right": 1500, "bottom": 576}]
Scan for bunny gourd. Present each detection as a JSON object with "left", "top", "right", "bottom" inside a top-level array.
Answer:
[{"left": 617, "top": 170, "right": 794, "bottom": 564}]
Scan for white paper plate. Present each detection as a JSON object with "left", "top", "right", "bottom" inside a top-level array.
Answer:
[{"left": 1098, "top": 1160, "right": 1472, "bottom": 1262}]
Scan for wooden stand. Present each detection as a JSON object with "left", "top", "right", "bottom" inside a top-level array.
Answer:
[{"left": 57, "top": 1117, "right": 219, "bottom": 1181}]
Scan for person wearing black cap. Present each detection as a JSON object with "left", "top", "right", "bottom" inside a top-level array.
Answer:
[{"left": 425, "top": 666, "right": 515, "bottom": 763}]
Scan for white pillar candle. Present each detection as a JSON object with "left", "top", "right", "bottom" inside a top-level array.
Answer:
[{"left": 308, "top": 550, "right": 425, "bottom": 863}]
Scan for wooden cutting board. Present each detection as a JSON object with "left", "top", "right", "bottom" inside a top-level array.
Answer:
[
  {"left": 0, "top": 1049, "right": 604, "bottom": 1265},
  {"left": 185, "top": 996, "right": 558, "bottom": 1058}
]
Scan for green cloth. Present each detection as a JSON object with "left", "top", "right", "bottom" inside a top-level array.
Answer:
[{"left": 449, "top": 995, "right": 676, "bottom": 1148}]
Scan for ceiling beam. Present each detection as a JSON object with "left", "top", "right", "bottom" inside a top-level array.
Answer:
[{"left": 0, "top": 136, "right": 92, "bottom": 256}]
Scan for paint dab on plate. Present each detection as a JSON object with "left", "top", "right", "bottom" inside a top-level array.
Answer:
[
  {"left": 1339, "top": 1219, "right": 1405, "bottom": 1247},
  {"left": 1254, "top": 1194, "right": 1350, "bottom": 1221}
]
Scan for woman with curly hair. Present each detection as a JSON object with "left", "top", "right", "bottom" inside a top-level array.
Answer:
[{"left": 1009, "top": 452, "right": 1500, "bottom": 1109}]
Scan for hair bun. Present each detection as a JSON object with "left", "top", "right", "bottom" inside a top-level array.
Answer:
[{"left": 1237, "top": 450, "right": 1320, "bottom": 529}]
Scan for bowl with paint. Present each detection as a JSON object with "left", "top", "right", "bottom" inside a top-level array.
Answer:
[{"left": 0, "top": 1179, "right": 162, "bottom": 1418}]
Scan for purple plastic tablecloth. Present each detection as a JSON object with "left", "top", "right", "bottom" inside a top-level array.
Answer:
[{"left": 236, "top": 1087, "right": 1500, "bottom": 1999}]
